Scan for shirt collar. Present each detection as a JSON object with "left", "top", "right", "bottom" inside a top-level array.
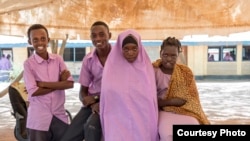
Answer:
[
  {"left": 87, "top": 44, "right": 112, "bottom": 59},
  {"left": 34, "top": 52, "right": 56, "bottom": 63}
]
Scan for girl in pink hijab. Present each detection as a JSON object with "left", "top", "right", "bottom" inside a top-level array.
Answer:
[{"left": 100, "top": 29, "right": 159, "bottom": 141}]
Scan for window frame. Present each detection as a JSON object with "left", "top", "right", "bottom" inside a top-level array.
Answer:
[
  {"left": 0, "top": 48, "right": 13, "bottom": 61},
  {"left": 242, "top": 46, "right": 250, "bottom": 61},
  {"left": 208, "top": 45, "right": 237, "bottom": 62},
  {"left": 63, "top": 47, "right": 86, "bottom": 62}
]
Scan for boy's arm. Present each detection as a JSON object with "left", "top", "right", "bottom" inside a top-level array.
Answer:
[
  {"left": 80, "top": 85, "right": 96, "bottom": 107},
  {"left": 32, "top": 81, "right": 74, "bottom": 97},
  {"left": 37, "top": 81, "right": 74, "bottom": 90},
  {"left": 37, "top": 70, "right": 74, "bottom": 90},
  {"left": 32, "top": 87, "right": 54, "bottom": 97},
  {"left": 24, "top": 61, "right": 54, "bottom": 97}
]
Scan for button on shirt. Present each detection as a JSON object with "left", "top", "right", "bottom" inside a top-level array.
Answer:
[
  {"left": 79, "top": 49, "right": 103, "bottom": 103},
  {"left": 23, "top": 53, "right": 74, "bottom": 131}
]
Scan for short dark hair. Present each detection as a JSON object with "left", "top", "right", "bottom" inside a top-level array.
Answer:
[
  {"left": 91, "top": 21, "right": 109, "bottom": 32},
  {"left": 27, "top": 24, "right": 49, "bottom": 40},
  {"left": 160, "top": 37, "right": 182, "bottom": 53}
]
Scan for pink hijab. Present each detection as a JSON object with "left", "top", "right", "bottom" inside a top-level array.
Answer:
[{"left": 100, "top": 29, "right": 158, "bottom": 141}]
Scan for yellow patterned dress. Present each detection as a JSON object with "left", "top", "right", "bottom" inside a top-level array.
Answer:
[{"left": 153, "top": 59, "right": 210, "bottom": 141}]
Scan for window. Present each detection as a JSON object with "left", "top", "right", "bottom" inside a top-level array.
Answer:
[
  {"left": 0, "top": 48, "right": 13, "bottom": 61},
  {"left": 63, "top": 48, "right": 74, "bottom": 61},
  {"left": 208, "top": 47, "right": 220, "bottom": 61},
  {"left": 222, "top": 47, "right": 236, "bottom": 61},
  {"left": 242, "top": 46, "right": 250, "bottom": 61},
  {"left": 75, "top": 48, "right": 86, "bottom": 61},
  {"left": 208, "top": 46, "right": 236, "bottom": 62},
  {"left": 63, "top": 47, "right": 86, "bottom": 62}
]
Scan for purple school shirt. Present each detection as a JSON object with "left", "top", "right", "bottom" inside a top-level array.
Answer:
[
  {"left": 154, "top": 67, "right": 171, "bottom": 99},
  {"left": 23, "top": 53, "right": 74, "bottom": 131},
  {"left": 78, "top": 49, "right": 103, "bottom": 98}
]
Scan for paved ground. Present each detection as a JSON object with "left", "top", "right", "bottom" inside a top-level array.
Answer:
[
  {"left": 1, "top": 81, "right": 250, "bottom": 141},
  {"left": 0, "top": 83, "right": 82, "bottom": 141}
]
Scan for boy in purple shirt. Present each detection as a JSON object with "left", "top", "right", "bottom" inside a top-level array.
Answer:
[
  {"left": 61, "top": 21, "right": 111, "bottom": 141},
  {"left": 23, "top": 24, "right": 74, "bottom": 141}
]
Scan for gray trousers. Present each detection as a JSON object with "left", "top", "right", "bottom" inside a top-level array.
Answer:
[{"left": 28, "top": 116, "right": 68, "bottom": 141}]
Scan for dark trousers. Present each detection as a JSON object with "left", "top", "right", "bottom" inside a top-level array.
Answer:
[
  {"left": 28, "top": 116, "right": 69, "bottom": 141},
  {"left": 61, "top": 107, "right": 102, "bottom": 141}
]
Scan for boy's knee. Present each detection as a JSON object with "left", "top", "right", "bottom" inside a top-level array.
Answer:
[
  {"left": 84, "top": 121, "right": 100, "bottom": 131},
  {"left": 85, "top": 124, "right": 97, "bottom": 131}
]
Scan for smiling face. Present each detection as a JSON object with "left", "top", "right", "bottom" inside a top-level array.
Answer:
[
  {"left": 90, "top": 24, "right": 111, "bottom": 51},
  {"left": 28, "top": 28, "right": 50, "bottom": 59}
]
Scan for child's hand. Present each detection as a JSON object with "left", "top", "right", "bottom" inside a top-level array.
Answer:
[
  {"left": 60, "top": 70, "right": 70, "bottom": 81},
  {"left": 170, "top": 97, "right": 186, "bottom": 107}
]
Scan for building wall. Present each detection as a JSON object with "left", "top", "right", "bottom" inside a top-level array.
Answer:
[
  {"left": 6, "top": 43, "right": 250, "bottom": 79},
  {"left": 187, "top": 45, "right": 207, "bottom": 76},
  {"left": 12, "top": 47, "right": 27, "bottom": 70},
  {"left": 207, "top": 62, "right": 237, "bottom": 75},
  {"left": 187, "top": 44, "right": 250, "bottom": 77},
  {"left": 241, "top": 62, "right": 250, "bottom": 75},
  {"left": 144, "top": 46, "right": 160, "bottom": 62}
]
